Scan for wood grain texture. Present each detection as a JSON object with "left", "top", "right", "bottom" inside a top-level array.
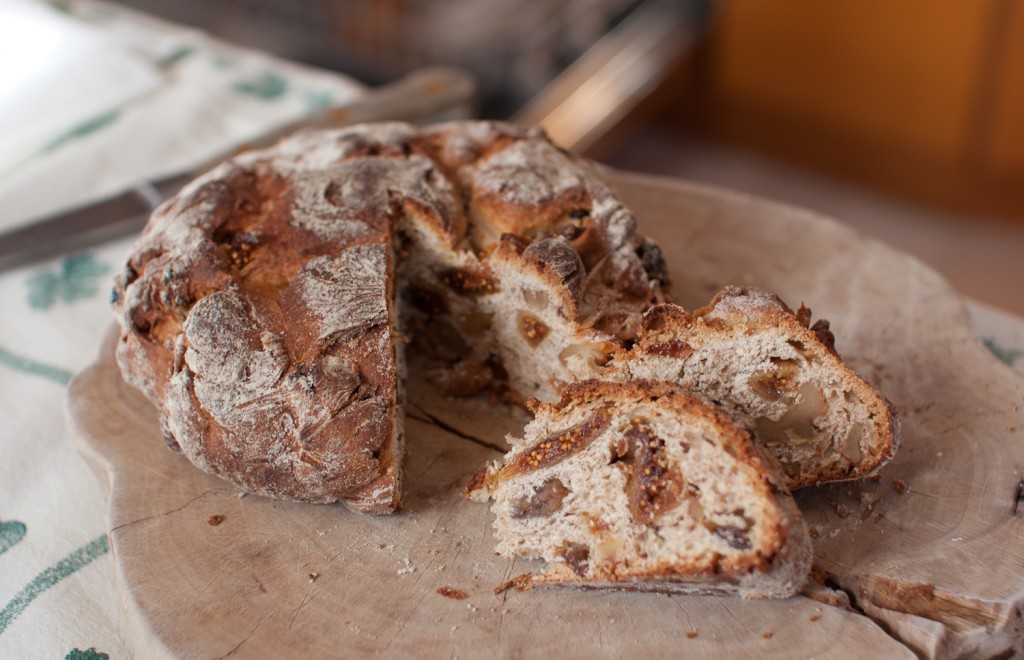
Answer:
[{"left": 67, "top": 171, "right": 1024, "bottom": 658}]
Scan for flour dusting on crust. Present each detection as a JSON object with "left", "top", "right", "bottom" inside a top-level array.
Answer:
[{"left": 288, "top": 246, "right": 389, "bottom": 344}]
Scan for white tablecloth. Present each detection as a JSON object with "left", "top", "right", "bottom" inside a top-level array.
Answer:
[
  {"left": 0, "top": 1, "right": 364, "bottom": 657},
  {"left": 0, "top": 0, "right": 363, "bottom": 233}
]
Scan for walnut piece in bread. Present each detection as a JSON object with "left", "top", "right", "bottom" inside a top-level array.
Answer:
[
  {"left": 466, "top": 380, "right": 812, "bottom": 598},
  {"left": 605, "top": 287, "right": 900, "bottom": 488}
]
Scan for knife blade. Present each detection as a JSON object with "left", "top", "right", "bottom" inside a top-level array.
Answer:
[{"left": 0, "top": 66, "right": 475, "bottom": 272}]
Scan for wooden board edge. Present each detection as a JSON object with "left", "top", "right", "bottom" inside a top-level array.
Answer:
[{"left": 65, "top": 326, "right": 121, "bottom": 498}]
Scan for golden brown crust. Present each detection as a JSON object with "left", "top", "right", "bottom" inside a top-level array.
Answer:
[
  {"left": 636, "top": 299, "right": 694, "bottom": 335},
  {"left": 111, "top": 123, "right": 460, "bottom": 510},
  {"left": 490, "top": 234, "right": 586, "bottom": 318},
  {"left": 462, "top": 137, "right": 593, "bottom": 241}
]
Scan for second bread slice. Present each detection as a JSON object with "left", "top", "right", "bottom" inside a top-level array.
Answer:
[
  {"left": 467, "top": 379, "right": 812, "bottom": 598},
  {"left": 609, "top": 287, "right": 899, "bottom": 488}
]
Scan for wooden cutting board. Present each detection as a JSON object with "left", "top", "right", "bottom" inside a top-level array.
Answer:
[{"left": 67, "top": 170, "right": 1024, "bottom": 659}]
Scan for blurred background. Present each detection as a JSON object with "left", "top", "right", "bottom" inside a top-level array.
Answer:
[
  {"left": 9, "top": 0, "right": 1024, "bottom": 313},
  {"left": 107, "top": 0, "right": 1024, "bottom": 315}
]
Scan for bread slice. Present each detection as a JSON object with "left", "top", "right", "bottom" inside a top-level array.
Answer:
[
  {"left": 467, "top": 379, "right": 812, "bottom": 598},
  {"left": 606, "top": 287, "right": 900, "bottom": 488}
]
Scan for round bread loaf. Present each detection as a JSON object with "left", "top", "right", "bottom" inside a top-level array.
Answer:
[{"left": 112, "top": 121, "right": 667, "bottom": 512}]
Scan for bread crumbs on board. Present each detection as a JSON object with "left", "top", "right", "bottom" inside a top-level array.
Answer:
[
  {"left": 493, "top": 573, "right": 533, "bottom": 595},
  {"left": 436, "top": 586, "right": 468, "bottom": 600}
]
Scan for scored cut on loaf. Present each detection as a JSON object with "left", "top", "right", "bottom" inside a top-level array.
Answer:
[
  {"left": 111, "top": 120, "right": 668, "bottom": 512},
  {"left": 466, "top": 379, "right": 812, "bottom": 598},
  {"left": 603, "top": 287, "right": 900, "bottom": 488}
]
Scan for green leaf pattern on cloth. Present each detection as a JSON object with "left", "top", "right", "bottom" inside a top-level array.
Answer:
[
  {"left": 157, "top": 45, "right": 197, "bottom": 68},
  {"left": 65, "top": 648, "right": 110, "bottom": 660},
  {"left": 0, "top": 534, "right": 110, "bottom": 635},
  {"left": 0, "top": 346, "right": 74, "bottom": 385},
  {"left": 78, "top": 6, "right": 116, "bottom": 24},
  {"left": 231, "top": 70, "right": 289, "bottom": 99},
  {"left": 303, "top": 89, "right": 334, "bottom": 112},
  {"left": 211, "top": 54, "right": 239, "bottom": 69},
  {"left": 984, "top": 337, "right": 1023, "bottom": 367},
  {"left": 43, "top": 110, "right": 120, "bottom": 153},
  {"left": 1, "top": 245, "right": 116, "bottom": 644},
  {"left": 0, "top": 536, "right": 111, "bottom": 634},
  {"left": 0, "top": 520, "right": 27, "bottom": 555},
  {"left": 25, "top": 253, "right": 110, "bottom": 310},
  {"left": 43, "top": 1, "right": 71, "bottom": 14}
]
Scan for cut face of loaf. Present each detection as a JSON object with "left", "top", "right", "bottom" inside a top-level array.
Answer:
[
  {"left": 396, "top": 138, "right": 667, "bottom": 404},
  {"left": 402, "top": 230, "right": 664, "bottom": 404},
  {"left": 606, "top": 287, "right": 900, "bottom": 488},
  {"left": 467, "top": 380, "right": 812, "bottom": 598},
  {"left": 471, "top": 234, "right": 657, "bottom": 401}
]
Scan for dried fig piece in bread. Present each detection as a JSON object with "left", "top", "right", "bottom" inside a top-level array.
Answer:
[{"left": 467, "top": 380, "right": 811, "bottom": 598}]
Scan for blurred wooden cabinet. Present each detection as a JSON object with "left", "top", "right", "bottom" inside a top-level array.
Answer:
[{"left": 689, "top": 0, "right": 1024, "bottom": 219}]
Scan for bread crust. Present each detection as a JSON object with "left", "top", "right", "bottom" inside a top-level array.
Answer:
[
  {"left": 112, "top": 121, "right": 666, "bottom": 510},
  {"left": 489, "top": 235, "right": 585, "bottom": 318}
]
